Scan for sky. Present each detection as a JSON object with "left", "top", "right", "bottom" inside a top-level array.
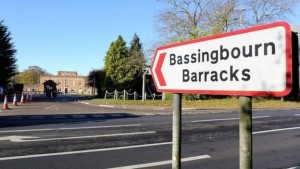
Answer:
[
  {"left": 1, "top": 0, "right": 300, "bottom": 76},
  {"left": 0, "top": 0, "right": 164, "bottom": 76}
]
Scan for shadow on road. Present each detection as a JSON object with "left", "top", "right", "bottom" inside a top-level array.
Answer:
[{"left": 0, "top": 113, "right": 141, "bottom": 128}]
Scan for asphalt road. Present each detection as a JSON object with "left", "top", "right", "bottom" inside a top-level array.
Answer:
[{"left": 0, "top": 96, "right": 299, "bottom": 169}]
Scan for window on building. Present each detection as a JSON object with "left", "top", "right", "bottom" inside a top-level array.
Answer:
[
  {"left": 78, "top": 80, "right": 81, "bottom": 86},
  {"left": 73, "top": 80, "right": 76, "bottom": 86}
]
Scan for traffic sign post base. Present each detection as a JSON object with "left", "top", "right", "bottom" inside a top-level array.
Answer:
[
  {"left": 172, "top": 93, "right": 182, "bottom": 169},
  {"left": 239, "top": 96, "right": 253, "bottom": 169}
]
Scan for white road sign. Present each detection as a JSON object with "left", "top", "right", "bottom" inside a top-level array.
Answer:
[{"left": 150, "top": 22, "right": 292, "bottom": 96}]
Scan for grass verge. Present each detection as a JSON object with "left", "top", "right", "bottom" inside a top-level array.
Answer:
[{"left": 91, "top": 97, "right": 300, "bottom": 109}]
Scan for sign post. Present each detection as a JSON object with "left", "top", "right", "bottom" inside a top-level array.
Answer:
[
  {"left": 150, "top": 22, "right": 292, "bottom": 169},
  {"left": 172, "top": 93, "right": 182, "bottom": 169},
  {"left": 239, "top": 96, "right": 252, "bottom": 169}
]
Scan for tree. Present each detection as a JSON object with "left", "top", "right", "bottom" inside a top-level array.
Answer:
[
  {"left": 126, "top": 33, "right": 146, "bottom": 92},
  {"left": 205, "top": 0, "right": 237, "bottom": 34},
  {"left": 156, "top": 0, "right": 299, "bottom": 43},
  {"left": 14, "top": 66, "right": 47, "bottom": 84},
  {"left": 243, "top": 0, "right": 298, "bottom": 26},
  {"left": 14, "top": 69, "right": 41, "bottom": 84},
  {"left": 104, "top": 35, "right": 129, "bottom": 90},
  {"left": 156, "top": 0, "right": 216, "bottom": 42},
  {"left": 0, "top": 21, "right": 17, "bottom": 87},
  {"left": 87, "top": 69, "right": 106, "bottom": 97},
  {"left": 104, "top": 34, "right": 146, "bottom": 92}
]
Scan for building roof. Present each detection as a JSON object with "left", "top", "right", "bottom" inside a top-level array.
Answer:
[{"left": 43, "top": 80, "right": 57, "bottom": 85}]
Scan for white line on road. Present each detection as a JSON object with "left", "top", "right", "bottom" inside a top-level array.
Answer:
[
  {"left": 253, "top": 126, "right": 300, "bottom": 134},
  {"left": 0, "top": 124, "right": 142, "bottom": 133},
  {"left": 295, "top": 114, "right": 300, "bottom": 116},
  {"left": 0, "top": 142, "right": 172, "bottom": 161},
  {"left": 80, "top": 102, "right": 90, "bottom": 105},
  {"left": 191, "top": 116, "right": 269, "bottom": 123},
  {"left": 44, "top": 105, "right": 57, "bottom": 110},
  {"left": 99, "top": 105, "right": 115, "bottom": 108},
  {"left": 8, "top": 131, "right": 156, "bottom": 142},
  {"left": 287, "top": 167, "right": 300, "bottom": 169},
  {"left": 109, "top": 155, "right": 211, "bottom": 169}
]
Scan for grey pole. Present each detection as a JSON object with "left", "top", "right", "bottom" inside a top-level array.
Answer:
[
  {"left": 142, "top": 70, "right": 148, "bottom": 101},
  {"left": 239, "top": 96, "right": 252, "bottom": 169},
  {"left": 162, "top": 92, "right": 166, "bottom": 100},
  {"left": 172, "top": 93, "right": 182, "bottom": 169}
]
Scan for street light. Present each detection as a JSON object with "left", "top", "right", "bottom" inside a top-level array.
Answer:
[
  {"left": 142, "top": 66, "right": 150, "bottom": 101},
  {"left": 238, "top": 8, "right": 246, "bottom": 29}
]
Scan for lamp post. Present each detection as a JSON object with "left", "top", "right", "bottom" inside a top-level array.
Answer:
[
  {"left": 239, "top": 8, "right": 246, "bottom": 28},
  {"left": 142, "top": 67, "right": 149, "bottom": 101}
]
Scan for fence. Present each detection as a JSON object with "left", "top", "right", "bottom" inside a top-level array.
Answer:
[{"left": 104, "top": 90, "right": 164, "bottom": 100}]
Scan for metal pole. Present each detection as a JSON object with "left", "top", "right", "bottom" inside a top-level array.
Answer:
[
  {"left": 239, "top": 96, "right": 253, "bottom": 169},
  {"left": 162, "top": 92, "right": 165, "bottom": 100},
  {"left": 172, "top": 93, "right": 182, "bottom": 169},
  {"left": 134, "top": 91, "right": 136, "bottom": 100},
  {"left": 142, "top": 70, "right": 148, "bottom": 101}
]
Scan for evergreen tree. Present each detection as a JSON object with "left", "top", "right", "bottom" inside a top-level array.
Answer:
[
  {"left": 104, "top": 35, "right": 129, "bottom": 90},
  {"left": 127, "top": 33, "right": 146, "bottom": 92},
  {"left": 104, "top": 34, "right": 146, "bottom": 92},
  {"left": 0, "top": 21, "right": 17, "bottom": 87}
]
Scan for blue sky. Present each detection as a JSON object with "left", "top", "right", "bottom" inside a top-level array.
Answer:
[
  {"left": 1, "top": 0, "right": 164, "bottom": 75},
  {"left": 1, "top": 0, "right": 300, "bottom": 76}
]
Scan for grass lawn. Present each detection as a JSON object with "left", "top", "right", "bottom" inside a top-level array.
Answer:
[{"left": 91, "top": 97, "right": 300, "bottom": 109}]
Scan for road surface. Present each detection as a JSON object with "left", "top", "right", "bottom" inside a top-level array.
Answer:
[{"left": 0, "top": 96, "right": 299, "bottom": 169}]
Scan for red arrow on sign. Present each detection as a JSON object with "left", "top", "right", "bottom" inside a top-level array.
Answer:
[{"left": 155, "top": 52, "right": 167, "bottom": 86}]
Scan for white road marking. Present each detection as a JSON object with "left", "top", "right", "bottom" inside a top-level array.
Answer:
[
  {"left": 182, "top": 108, "right": 196, "bottom": 110},
  {"left": 0, "top": 136, "right": 39, "bottom": 142},
  {"left": 0, "top": 124, "right": 141, "bottom": 133},
  {"left": 0, "top": 142, "right": 172, "bottom": 161},
  {"left": 1, "top": 131, "right": 156, "bottom": 142},
  {"left": 191, "top": 116, "right": 269, "bottom": 123},
  {"left": 99, "top": 105, "right": 115, "bottom": 108},
  {"left": 81, "top": 102, "right": 89, "bottom": 105},
  {"left": 253, "top": 126, "right": 300, "bottom": 134},
  {"left": 287, "top": 167, "right": 300, "bottom": 169},
  {"left": 44, "top": 105, "right": 57, "bottom": 110},
  {"left": 295, "top": 114, "right": 300, "bottom": 116},
  {"left": 109, "top": 155, "right": 211, "bottom": 169}
]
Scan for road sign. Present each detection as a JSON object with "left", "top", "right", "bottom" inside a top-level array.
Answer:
[{"left": 150, "top": 22, "right": 292, "bottom": 97}]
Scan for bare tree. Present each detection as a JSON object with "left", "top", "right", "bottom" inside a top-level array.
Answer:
[
  {"left": 155, "top": 0, "right": 299, "bottom": 44},
  {"left": 205, "top": 0, "right": 237, "bottom": 34},
  {"left": 243, "top": 0, "right": 299, "bottom": 26},
  {"left": 156, "top": 0, "right": 214, "bottom": 43}
]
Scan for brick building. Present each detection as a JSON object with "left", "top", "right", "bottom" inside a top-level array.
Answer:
[{"left": 39, "top": 71, "right": 94, "bottom": 95}]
